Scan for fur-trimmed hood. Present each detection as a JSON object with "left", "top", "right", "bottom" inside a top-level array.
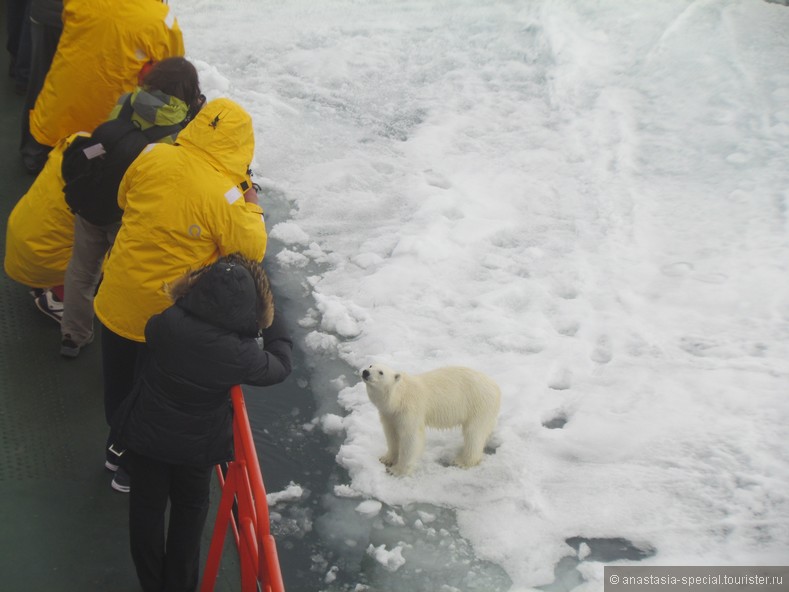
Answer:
[{"left": 168, "top": 253, "right": 273, "bottom": 336}]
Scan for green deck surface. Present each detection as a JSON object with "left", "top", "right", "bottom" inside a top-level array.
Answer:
[{"left": 0, "top": 47, "right": 240, "bottom": 592}]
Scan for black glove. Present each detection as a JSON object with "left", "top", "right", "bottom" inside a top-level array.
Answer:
[{"left": 260, "top": 309, "right": 292, "bottom": 351}]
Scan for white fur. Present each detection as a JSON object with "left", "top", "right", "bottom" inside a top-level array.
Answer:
[{"left": 361, "top": 363, "right": 501, "bottom": 476}]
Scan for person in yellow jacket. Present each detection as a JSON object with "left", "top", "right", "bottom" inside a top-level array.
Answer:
[
  {"left": 4, "top": 132, "right": 84, "bottom": 321},
  {"left": 4, "top": 58, "right": 202, "bottom": 330},
  {"left": 94, "top": 97, "right": 268, "bottom": 488},
  {"left": 22, "top": 0, "right": 184, "bottom": 174},
  {"left": 60, "top": 57, "right": 203, "bottom": 359}
]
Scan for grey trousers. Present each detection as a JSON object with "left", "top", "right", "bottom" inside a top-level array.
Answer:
[{"left": 61, "top": 215, "right": 120, "bottom": 345}]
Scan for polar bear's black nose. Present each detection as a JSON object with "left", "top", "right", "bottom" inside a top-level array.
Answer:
[{"left": 362, "top": 369, "right": 370, "bottom": 380}]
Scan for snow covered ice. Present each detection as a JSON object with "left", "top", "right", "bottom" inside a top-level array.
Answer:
[{"left": 172, "top": 0, "right": 789, "bottom": 590}]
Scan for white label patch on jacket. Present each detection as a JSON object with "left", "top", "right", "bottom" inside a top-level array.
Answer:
[
  {"left": 135, "top": 48, "right": 148, "bottom": 61},
  {"left": 83, "top": 143, "right": 106, "bottom": 159},
  {"left": 224, "top": 187, "right": 242, "bottom": 204}
]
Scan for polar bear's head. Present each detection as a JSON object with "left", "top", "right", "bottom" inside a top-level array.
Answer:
[{"left": 361, "top": 363, "right": 401, "bottom": 391}]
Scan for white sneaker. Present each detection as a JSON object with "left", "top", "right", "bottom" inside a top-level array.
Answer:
[
  {"left": 34, "top": 290, "right": 64, "bottom": 324},
  {"left": 111, "top": 468, "right": 130, "bottom": 493}
]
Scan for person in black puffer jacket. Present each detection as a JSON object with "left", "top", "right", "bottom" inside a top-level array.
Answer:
[{"left": 113, "top": 253, "right": 293, "bottom": 592}]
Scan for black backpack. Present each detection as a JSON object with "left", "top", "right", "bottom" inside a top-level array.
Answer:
[{"left": 61, "top": 97, "right": 183, "bottom": 226}]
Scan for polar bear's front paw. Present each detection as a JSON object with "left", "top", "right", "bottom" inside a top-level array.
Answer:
[
  {"left": 379, "top": 453, "right": 396, "bottom": 467},
  {"left": 387, "top": 463, "right": 412, "bottom": 477}
]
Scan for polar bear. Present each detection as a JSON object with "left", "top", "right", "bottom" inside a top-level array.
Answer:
[{"left": 361, "top": 363, "right": 501, "bottom": 476}]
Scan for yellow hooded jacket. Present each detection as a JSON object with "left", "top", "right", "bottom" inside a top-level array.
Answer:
[
  {"left": 4, "top": 90, "right": 191, "bottom": 290},
  {"left": 29, "top": 0, "right": 184, "bottom": 147},
  {"left": 93, "top": 98, "right": 268, "bottom": 342},
  {"left": 4, "top": 134, "right": 84, "bottom": 288}
]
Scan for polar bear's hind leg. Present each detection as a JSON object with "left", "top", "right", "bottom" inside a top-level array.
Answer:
[{"left": 455, "top": 417, "right": 495, "bottom": 468}]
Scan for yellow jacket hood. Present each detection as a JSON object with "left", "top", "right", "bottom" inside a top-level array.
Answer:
[{"left": 176, "top": 98, "right": 254, "bottom": 189}]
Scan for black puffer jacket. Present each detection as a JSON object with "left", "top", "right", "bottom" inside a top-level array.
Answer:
[{"left": 115, "top": 258, "right": 293, "bottom": 467}]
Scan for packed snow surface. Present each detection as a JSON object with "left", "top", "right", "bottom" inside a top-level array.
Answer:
[{"left": 172, "top": 0, "right": 789, "bottom": 589}]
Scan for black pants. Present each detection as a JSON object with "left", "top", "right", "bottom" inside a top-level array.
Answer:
[
  {"left": 102, "top": 324, "right": 147, "bottom": 463},
  {"left": 128, "top": 452, "right": 212, "bottom": 592},
  {"left": 11, "top": 1, "right": 30, "bottom": 86},
  {"left": 19, "top": 17, "right": 61, "bottom": 173},
  {"left": 5, "top": 0, "right": 27, "bottom": 58},
  {"left": 101, "top": 324, "right": 148, "bottom": 424}
]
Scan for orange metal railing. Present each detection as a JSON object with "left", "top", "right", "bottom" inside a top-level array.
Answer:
[{"left": 200, "top": 385, "right": 285, "bottom": 592}]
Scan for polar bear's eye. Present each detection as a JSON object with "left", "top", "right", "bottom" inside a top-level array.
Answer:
[{"left": 378, "top": 370, "right": 383, "bottom": 375}]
